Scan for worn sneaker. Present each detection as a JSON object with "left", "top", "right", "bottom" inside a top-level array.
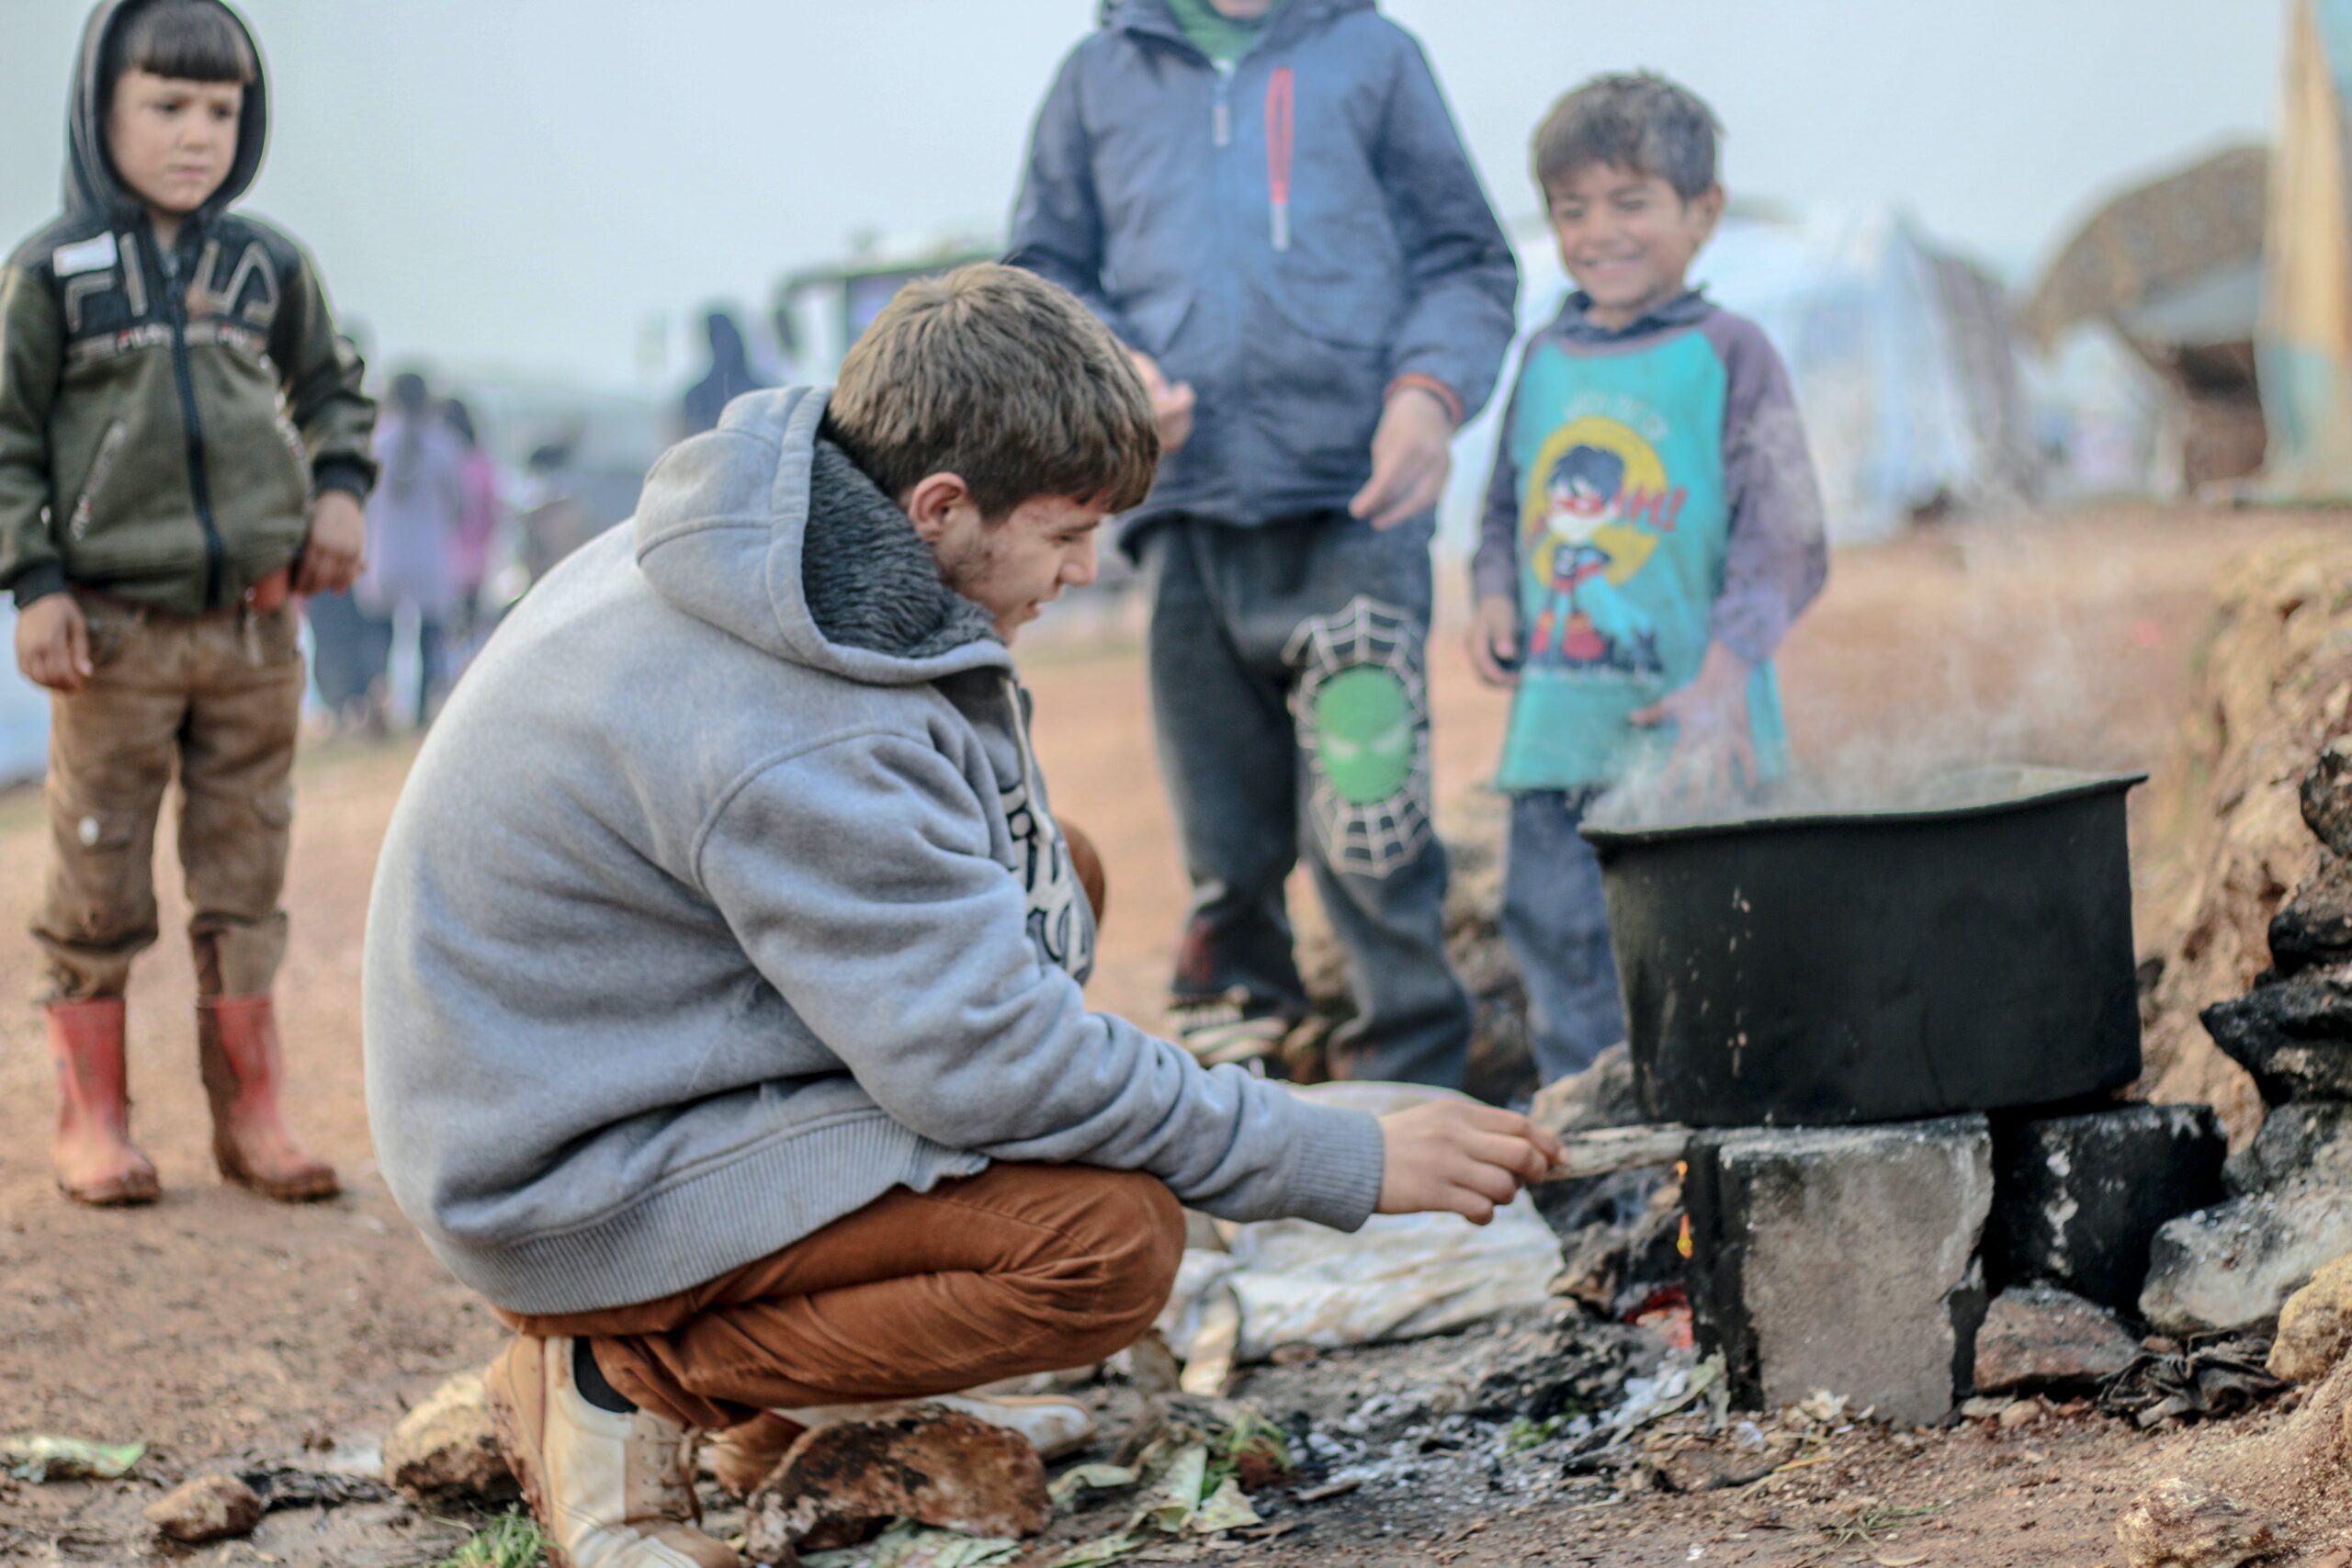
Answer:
[
  {"left": 707, "top": 1393, "right": 1095, "bottom": 1497},
  {"left": 1165, "top": 988, "right": 1291, "bottom": 1070},
  {"left": 482, "top": 1336, "right": 740, "bottom": 1568}
]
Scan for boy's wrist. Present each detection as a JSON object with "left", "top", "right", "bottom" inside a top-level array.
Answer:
[{"left": 1385, "top": 373, "right": 1462, "bottom": 428}]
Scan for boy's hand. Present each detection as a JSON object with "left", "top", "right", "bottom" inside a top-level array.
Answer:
[
  {"left": 1629, "top": 641, "right": 1757, "bottom": 809},
  {"left": 1467, "top": 592, "right": 1520, "bottom": 688},
  {"left": 294, "top": 491, "right": 368, "bottom": 595},
  {"left": 1351, "top": 384, "right": 1453, "bottom": 531},
  {"left": 1128, "top": 350, "right": 1196, "bottom": 456},
  {"left": 15, "top": 594, "right": 93, "bottom": 694},
  {"left": 1376, "top": 1099, "right": 1565, "bottom": 1224}
]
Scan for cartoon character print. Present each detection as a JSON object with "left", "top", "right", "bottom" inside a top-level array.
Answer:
[{"left": 1521, "top": 416, "right": 1685, "bottom": 676}]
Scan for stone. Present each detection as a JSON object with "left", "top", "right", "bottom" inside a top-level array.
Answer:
[
  {"left": 1530, "top": 1043, "right": 1641, "bottom": 1134},
  {"left": 1686, "top": 1116, "right": 1993, "bottom": 1427},
  {"left": 1988, "top": 1103, "right": 2228, "bottom": 1312},
  {"left": 2116, "top": 1476, "right": 2278, "bottom": 1568},
  {"left": 2142, "top": 1187, "right": 2352, "bottom": 1334},
  {"left": 2269, "top": 1252, "right": 2352, "bottom": 1382},
  {"left": 2201, "top": 966, "right": 2352, "bottom": 1105},
  {"left": 743, "top": 1408, "right": 1051, "bottom": 1560},
  {"left": 2303, "top": 739, "right": 2352, "bottom": 860},
  {"left": 2225, "top": 1100, "right": 2352, "bottom": 1196},
  {"left": 383, "top": 1371, "right": 515, "bottom": 1503},
  {"left": 144, "top": 1473, "right": 263, "bottom": 1544},
  {"left": 1972, "top": 1284, "right": 2141, "bottom": 1395},
  {"left": 2269, "top": 853, "right": 2352, "bottom": 975}
]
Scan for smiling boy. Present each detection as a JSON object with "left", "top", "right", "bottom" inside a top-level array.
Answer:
[
  {"left": 1, "top": 0, "right": 374, "bottom": 1204},
  {"left": 365, "top": 265, "right": 1562, "bottom": 1567},
  {"left": 1465, "top": 73, "right": 1829, "bottom": 1085}
]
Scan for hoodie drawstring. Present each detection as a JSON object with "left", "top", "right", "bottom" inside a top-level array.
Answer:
[{"left": 1266, "top": 67, "right": 1295, "bottom": 253}]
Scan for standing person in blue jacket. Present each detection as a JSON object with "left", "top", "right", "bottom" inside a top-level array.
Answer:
[{"left": 1007, "top": 0, "right": 1518, "bottom": 1089}]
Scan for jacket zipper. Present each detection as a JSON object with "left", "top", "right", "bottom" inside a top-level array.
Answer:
[
  {"left": 1266, "top": 67, "right": 1295, "bottom": 252},
  {"left": 1213, "top": 62, "right": 1233, "bottom": 147},
  {"left": 68, "top": 421, "right": 131, "bottom": 541},
  {"left": 156, "top": 233, "right": 225, "bottom": 607}
]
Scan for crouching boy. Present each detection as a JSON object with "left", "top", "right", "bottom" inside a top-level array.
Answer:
[{"left": 363, "top": 265, "right": 1561, "bottom": 1568}]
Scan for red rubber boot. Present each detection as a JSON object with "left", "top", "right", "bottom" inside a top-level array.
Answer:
[
  {"left": 197, "top": 996, "right": 340, "bottom": 1201},
  {"left": 48, "top": 998, "right": 161, "bottom": 1206}
]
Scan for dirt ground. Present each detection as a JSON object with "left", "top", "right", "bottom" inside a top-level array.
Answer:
[{"left": 0, "top": 502, "right": 2345, "bottom": 1566}]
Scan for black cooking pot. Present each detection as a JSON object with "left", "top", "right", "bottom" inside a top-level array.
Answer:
[{"left": 1580, "top": 767, "right": 2145, "bottom": 1127}]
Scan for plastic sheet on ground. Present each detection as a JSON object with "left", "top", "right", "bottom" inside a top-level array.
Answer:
[
  {"left": 1, "top": 1434, "right": 144, "bottom": 1482},
  {"left": 1156, "top": 1083, "right": 1564, "bottom": 1381},
  {"left": 798, "top": 1524, "right": 1020, "bottom": 1568}
]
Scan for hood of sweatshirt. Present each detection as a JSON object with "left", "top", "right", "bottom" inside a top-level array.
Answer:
[
  {"left": 1103, "top": 0, "right": 1372, "bottom": 49},
  {"left": 630, "top": 385, "right": 1012, "bottom": 689},
  {"left": 66, "top": 0, "right": 270, "bottom": 221}
]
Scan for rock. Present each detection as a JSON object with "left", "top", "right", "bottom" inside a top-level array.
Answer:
[
  {"left": 1973, "top": 1284, "right": 2142, "bottom": 1395},
  {"left": 2304, "top": 739, "right": 2352, "bottom": 860},
  {"left": 2269, "top": 1252, "right": 2352, "bottom": 1382},
  {"left": 743, "top": 1408, "right": 1051, "bottom": 1560},
  {"left": 2201, "top": 965, "right": 2352, "bottom": 1105},
  {"left": 1686, "top": 1116, "right": 1993, "bottom": 1427},
  {"left": 2142, "top": 1187, "right": 2352, "bottom": 1334},
  {"left": 2116, "top": 1476, "right": 2278, "bottom": 1568},
  {"left": 384, "top": 1371, "right": 515, "bottom": 1503},
  {"left": 1988, "top": 1103, "right": 2228, "bottom": 1311},
  {"left": 2225, "top": 1101, "right": 2352, "bottom": 1195},
  {"left": 2269, "top": 853, "right": 2352, "bottom": 975},
  {"left": 144, "top": 1473, "right": 263, "bottom": 1544},
  {"left": 1530, "top": 1043, "right": 1642, "bottom": 1134}
]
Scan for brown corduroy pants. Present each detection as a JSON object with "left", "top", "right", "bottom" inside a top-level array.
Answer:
[{"left": 497, "top": 1163, "right": 1185, "bottom": 1430}]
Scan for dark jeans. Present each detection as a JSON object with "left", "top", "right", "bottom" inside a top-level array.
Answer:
[
  {"left": 1502, "top": 789, "right": 1627, "bottom": 1084},
  {"left": 1138, "top": 512, "right": 1471, "bottom": 1089}
]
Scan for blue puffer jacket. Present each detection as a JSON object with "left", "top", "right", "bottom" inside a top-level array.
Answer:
[{"left": 1007, "top": 0, "right": 1518, "bottom": 536}]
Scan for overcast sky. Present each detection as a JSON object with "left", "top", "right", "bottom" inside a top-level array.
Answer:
[{"left": 0, "top": 0, "right": 2281, "bottom": 395}]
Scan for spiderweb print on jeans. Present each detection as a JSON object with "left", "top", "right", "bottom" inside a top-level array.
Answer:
[{"left": 1283, "top": 595, "right": 1433, "bottom": 880}]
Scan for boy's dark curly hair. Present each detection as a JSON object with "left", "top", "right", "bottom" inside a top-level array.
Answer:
[{"left": 1533, "top": 72, "right": 1721, "bottom": 200}]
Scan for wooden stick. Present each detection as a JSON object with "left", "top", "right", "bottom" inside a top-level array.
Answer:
[{"left": 1536, "top": 1123, "right": 1694, "bottom": 1182}]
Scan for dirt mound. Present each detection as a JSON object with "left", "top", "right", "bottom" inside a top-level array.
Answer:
[{"left": 2136, "top": 539, "right": 2352, "bottom": 1138}]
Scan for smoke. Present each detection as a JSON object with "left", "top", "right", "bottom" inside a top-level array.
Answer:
[{"left": 1586, "top": 509, "right": 2173, "bottom": 831}]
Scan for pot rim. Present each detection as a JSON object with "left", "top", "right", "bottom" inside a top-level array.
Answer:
[{"left": 1577, "top": 764, "right": 2148, "bottom": 850}]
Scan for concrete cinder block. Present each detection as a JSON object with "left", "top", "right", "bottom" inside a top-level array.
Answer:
[
  {"left": 1988, "top": 1103, "right": 2227, "bottom": 1312},
  {"left": 1687, "top": 1115, "right": 1993, "bottom": 1428}
]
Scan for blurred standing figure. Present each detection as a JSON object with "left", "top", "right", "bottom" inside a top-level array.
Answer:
[
  {"left": 358, "top": 371, "right": 465, "bottom": 728},
  {"left": 679, "top": 310, "right": 767, "bottom": 437},
  {"left": 443, "top": 398, "right": 503, "bottom": 658}
]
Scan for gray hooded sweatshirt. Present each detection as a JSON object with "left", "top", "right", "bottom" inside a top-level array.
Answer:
[{"left": 363, "top": 388, "right": 1386, "bottom": 1315}]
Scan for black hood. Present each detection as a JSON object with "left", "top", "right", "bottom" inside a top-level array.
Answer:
[{"left": 65, "top": 0, "right": 269, "bottom": 221}]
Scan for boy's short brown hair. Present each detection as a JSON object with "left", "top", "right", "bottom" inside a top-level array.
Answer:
[
  {"left": 104, "top": 0, "right": 258, "bottom": 94},
  {"left": 824, "top": 264, "right": 1158, "bottom": 519},
  {"left": 1533, "top": 73, "right": 1722, "bottom": 201}
]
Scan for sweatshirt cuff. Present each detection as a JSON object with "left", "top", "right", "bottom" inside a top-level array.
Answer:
[
  {"left": 311, "top": 460, "right": 374, "bottom": 502},
  {"left": 9, "top": 561, "right": 66, "bottom": 610},
  {"left": 1275, "top": 1100, "right": 1387, "bottom": 1232},
  {"left": 1471, "top": 547, "right": 1517, "bottom": 603},
  {"left": 1710, "top": 601, "right": 1789, "bottom": 668}
]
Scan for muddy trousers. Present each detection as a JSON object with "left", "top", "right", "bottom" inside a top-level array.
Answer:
[
  {"left": 496, "top": 1164, "right": 1187, "bottom": 1431},
  {"left": 33, "top": 598, "right": 304, "bottom": 1000},
  {"left": 1137, "top": 512, "right": 1472, "bottom": 1089}
]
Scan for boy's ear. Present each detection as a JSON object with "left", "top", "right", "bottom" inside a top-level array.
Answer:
[
  {"left": 1689, "top": 184, "right": 1727, "bottom": 240},
  {"left": 900, "top": 471, "right": 975, "bottom": 541}
]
